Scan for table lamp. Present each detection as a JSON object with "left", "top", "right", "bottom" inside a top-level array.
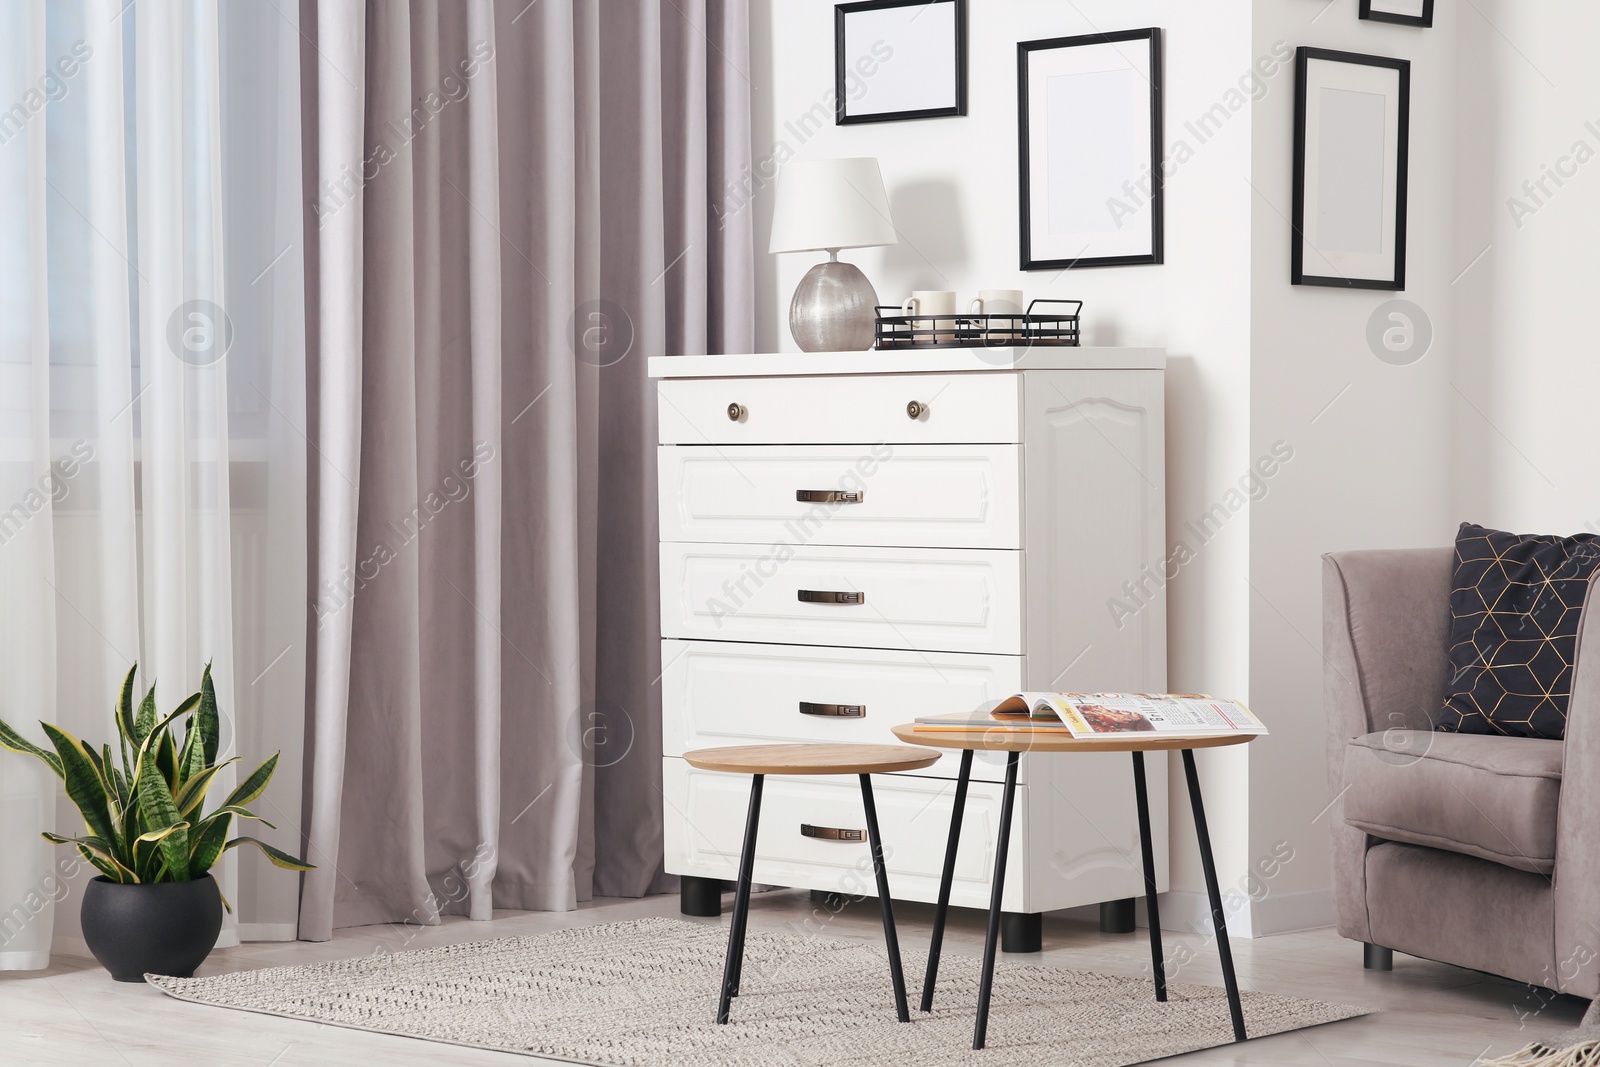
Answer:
[{"left": 769, "top": 157, "right": 898, "bottom": 352}]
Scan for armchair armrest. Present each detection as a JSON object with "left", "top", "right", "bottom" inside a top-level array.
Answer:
[
  {"left": 1322, "top": 547, "right": 1455, "bottom": 746},
  {"left": 1322, "top": 547, "right": 1453, "bottom": 942},
  {"left": 1553, "top": 570, "right": 1600, "bottom": 997}
]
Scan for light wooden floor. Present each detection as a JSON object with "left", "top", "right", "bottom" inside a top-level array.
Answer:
[{"left": 0, "top": 889, "right": 1582, "bottom": 1065}]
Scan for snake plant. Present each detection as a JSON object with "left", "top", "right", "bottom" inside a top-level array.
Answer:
[{"left": 0, "top": 662, "right": 312, "bottom": 908}]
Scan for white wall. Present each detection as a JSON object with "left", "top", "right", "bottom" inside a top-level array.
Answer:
[
  {"left": 748, "top": 0, "right": 1259, "bottom": 914},
  {"left": 748, "top": 0, "right": 1594, "bottom": 937},
  {"left": 1451, "top": 1, "right": 1600, "bottom": 535},
  {"left": 1247, "top": 0, "right": 1461, "bottom": 932}
]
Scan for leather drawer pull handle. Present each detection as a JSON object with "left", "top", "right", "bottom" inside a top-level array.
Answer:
[
  {"left": 801, "top": 824, "right": 865, "bottom": 842},
  {"left": 797, "top": 589, "right": 864, "bottom": 605},
  {"left": 796, "top": 489, "right": 864, "bottom": 504},
  {"left": 799, "top": 701, "right": 866, "bottom": 718}
]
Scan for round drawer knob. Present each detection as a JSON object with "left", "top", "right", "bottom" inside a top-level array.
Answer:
[
  {"left": 906, "top": 400, "right": 927, "bottom": 420},
  {"left": 727, "top": 402, "right": 746, "bottom": 422}
]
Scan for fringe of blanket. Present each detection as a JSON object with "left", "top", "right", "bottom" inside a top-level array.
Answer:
[{"left": 1479, "top": 1041, "right": 1600, "bottom": 1067}]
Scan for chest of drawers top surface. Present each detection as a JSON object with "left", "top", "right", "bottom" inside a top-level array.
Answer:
[{"left": 647, "top": 347, "right": 1166, "bottom": 379}]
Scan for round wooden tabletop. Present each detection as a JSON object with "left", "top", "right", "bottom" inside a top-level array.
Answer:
[
  {"left": 683, "top": 743, "right": 942, "bottom": 776},
  {"left": 890, "top": 722, "right": 1257, "bottom": 754}
]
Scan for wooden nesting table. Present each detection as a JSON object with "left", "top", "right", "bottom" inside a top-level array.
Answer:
[
  {"left": 683, "top": 743, "right": 941, "bottom": 1025},
  {"left": 890, "top": 724, "right": 1257, "bottom": 1050}
]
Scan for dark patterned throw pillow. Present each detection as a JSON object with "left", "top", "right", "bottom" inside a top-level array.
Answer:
[{"left": 1437, "top": 522, "right": 1600, "bottom": 739}]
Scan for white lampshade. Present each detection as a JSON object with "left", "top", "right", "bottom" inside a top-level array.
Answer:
[{"left": 768, "top": 157, "right": 898, "bottom": 254}]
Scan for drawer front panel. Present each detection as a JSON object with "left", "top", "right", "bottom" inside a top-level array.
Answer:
[
  {"left": 659, "top": 542, "right": 1022, "bottom": 654},
  {"left": 661, "top": 639, "right": 1024, "bottom": 783},
  {"left": 657, "top": 444, "right": 1022, "bottom": 549},
  {"left": 657, "top": 373, "right": 1020, "bottom": 445},
  {"left": 662, "top": 757, "right": 1026, "bottom": 911}
]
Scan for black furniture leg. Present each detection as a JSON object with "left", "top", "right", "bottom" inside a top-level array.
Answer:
[
  {"left": 1000, "top": 912, "right": 1042, "bottom": 953},
  {"left": 1364, "top": 943, "right": 1393, "bottom": 971},
  {"left": 1132, "top": 752, "right": 1167, "bottom": 1001},
  {"left": 680, "top": 875, "right": 723, "bottom": 917},
  {"left": 1099, "top": 898, "right": 1136, "bottom": 934},
  {"left": 860, "top": 773, "right": 911, "bottom": 1022},
  {"left": 921, "top": 748, "right": 972, "bottom": 1012},
  {"left": 1183, "top": 750, "right": 1246, "bottom": 1042},
  {"left": 717, "top": 773, "right": 764, "bottom": 1024},
  {"left": 974, "top": 751, "right": 1020, "bottom": 1051}
]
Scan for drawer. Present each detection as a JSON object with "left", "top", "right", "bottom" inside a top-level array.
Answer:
[
  {"left": 657, "top": 444, "right": 1022, "bottom": 549},
  {"left": 660, "top": 639, "right": 1024, "bottom": 783},
  {"left": 659, "top": 542, "right": 1022, "bottom": 654},
  {"left": 662, "top": 757, "right": 1027, "bottom": 911},
  {"left": 657, "top": 373, "right": 1021, "bottom": 445}
]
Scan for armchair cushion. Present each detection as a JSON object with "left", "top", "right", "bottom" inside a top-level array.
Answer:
[
  {"left": 1437, "top": 522, "right": 1600, "bottom": 739},
  {"left": 1343, "top": 730, "right": 1562, "bottom": 874}
]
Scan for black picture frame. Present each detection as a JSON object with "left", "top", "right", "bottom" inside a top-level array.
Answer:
[
  {"left": 1359, "top": 0, "right": 1434, "bottom": 28},
  {"left": 1291, "top": 47, "right": 1410, "bottom": 289},
  {"left": 1017, "top": 27, "right": 1164, "bottom": 271},
  {"left": 835, "top": 0, "right": 967, "bottom": 125}
]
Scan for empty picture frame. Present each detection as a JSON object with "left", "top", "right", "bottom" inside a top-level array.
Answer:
[
  {"left": 1292, "top": 47, "right": 1410, "bottom": 289},
  {"left": 1018, "top": 28, "right": 1163, "bottom": 271},
  {"left": 835, "top": 0, "right": 966, "bottom": 124},
  {"left": 1359, "top": 0, "right": 1434, "bottom": 28}
]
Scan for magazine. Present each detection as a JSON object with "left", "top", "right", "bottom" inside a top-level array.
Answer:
[{"left": 914, "top": 692, "right": 1266, "bottom": 739}]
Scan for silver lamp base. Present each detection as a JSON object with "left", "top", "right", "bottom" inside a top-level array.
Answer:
[{"left": 788, "top": 255, "right": 878, "bottom": 352}]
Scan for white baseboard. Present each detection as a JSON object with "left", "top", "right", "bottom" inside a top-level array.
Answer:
[
  {"left": 1248, "top": 887, "right": 1335, "bottom": 936},
  {"left": 237, "top": 923, "right": 298, "bottom": 942},
  {"left": 1053, "top": 887, "right": 1334, "bottom": 939}
]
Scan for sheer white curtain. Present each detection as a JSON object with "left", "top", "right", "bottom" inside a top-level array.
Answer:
[{"left": 0, "top": 0, "right": 307, "bottom": 968}]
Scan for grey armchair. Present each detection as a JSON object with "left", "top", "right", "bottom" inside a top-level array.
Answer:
[{"left": 1323, "top": 547, "right": 1600, "bottom": 997}]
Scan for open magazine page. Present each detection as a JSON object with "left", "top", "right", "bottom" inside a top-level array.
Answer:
[{"left": 1041, "top": 693, "right": 1267, "bottom": 739}]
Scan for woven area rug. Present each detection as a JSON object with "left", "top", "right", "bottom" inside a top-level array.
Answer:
[{"left": 149, "top": 917, "right": 1369, "bottom": 1066}]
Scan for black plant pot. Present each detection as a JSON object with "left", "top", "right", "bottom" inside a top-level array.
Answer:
[{"left": 80, "top": 875, "right": 223, "bottom": 982}]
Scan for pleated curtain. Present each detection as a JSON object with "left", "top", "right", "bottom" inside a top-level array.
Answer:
[{"left": 296, "top": 0, "right": 754, "bottom": 938}]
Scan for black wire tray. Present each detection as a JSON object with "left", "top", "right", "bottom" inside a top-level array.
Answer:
[{"left": 873, "top": 299, "right": 1081, "bottom": 350}]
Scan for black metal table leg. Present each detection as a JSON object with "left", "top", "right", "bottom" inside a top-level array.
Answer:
[
  {"left": 973, "top": 751, "right": 1020, "bottom": 1051},
  {"left": 921, "top": 748, "right": 973, "bottom": 1012},
  {"left": 860, "top": 773, "right": 911, "bottom": 1022},
  {"left": 717, "top": 773, "right": 764, "bottom": 1024},
  {"left": 1182, "top": 750, "right": 1246, "bottom": 1042},
  {"left": 1132, "top": 752, "right": 1167, "bottom": 1002}
]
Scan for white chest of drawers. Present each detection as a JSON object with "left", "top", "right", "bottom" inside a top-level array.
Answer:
[{"left": 650, "top": 348, "right": 1168, "bottom": 943}]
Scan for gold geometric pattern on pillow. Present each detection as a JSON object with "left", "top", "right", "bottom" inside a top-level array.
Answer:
[{"left": 1436, "top": 523, "right": 1600, "bottom": 740}]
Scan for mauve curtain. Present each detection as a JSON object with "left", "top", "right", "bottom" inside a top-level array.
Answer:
[{"left": 296, "top": 0, "right": 753, "bottom": 939}]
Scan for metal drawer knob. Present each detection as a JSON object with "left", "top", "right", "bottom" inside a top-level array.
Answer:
[
  {"left": 906, "top": 400, "right": 926, "bottom": 420},
  {"left": 798, "top": 702, "right": 866, "bottom": 718},
  {"left": 796, "top": 489, "right": 863, "bottom": 504},
  {"left": 801, "top": 824, "right": 865, "bottom": 842},
  {"left": 797, "top": 589, "right": 864, "bottom": 605},
  {"left": 727, "top": 402, "right": 746, "bottom": 422}
]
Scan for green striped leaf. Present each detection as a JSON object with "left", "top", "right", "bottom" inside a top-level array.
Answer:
[
  {"left": 135, "top": 822, "right": 189, "bottom": 845},
  {"left": 40, "top": 724, "right": 117, "bottom": 848},
  {"left": 225, "top": 835, "right": 314, "bottom": 871},
  {"left": 188, "top": 813, "right": 231, "bottom": 876},
  {"left": 222, "top": 753, "right": 279, "bottom": 809},
  {"left": 0, "top": 718, "right": 64, "bottom": 778},
  {"left": 205, "top": 805, "right": 275, "bottom": 830},
  {"left": 74, "top": 842, "right": 131, "bottom": 883},
  {"left": 155, "top": 729, "right": 179, "bottom": 790},
  {"left": 197, "top": 661, "right": 220, "bottom": 766},
  {"left": 116, "top": 663, "right": 138, "bottom": 745},
  {"left": 173, "top": 758, "right": 239, "bottom": 818},
  {"left": 135, "top": 759, "right": 190, "bottom": 881},
  {"left": 134, "top": 683, "right": 157, "bottom": 744}
]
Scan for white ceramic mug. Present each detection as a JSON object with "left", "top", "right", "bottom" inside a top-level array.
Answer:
[
  {"left": 902, "top": 290, "right": 958, "bottom": 343},
  {"left": 968, "top": 289, "right": 1026, "bottom": 342}
]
